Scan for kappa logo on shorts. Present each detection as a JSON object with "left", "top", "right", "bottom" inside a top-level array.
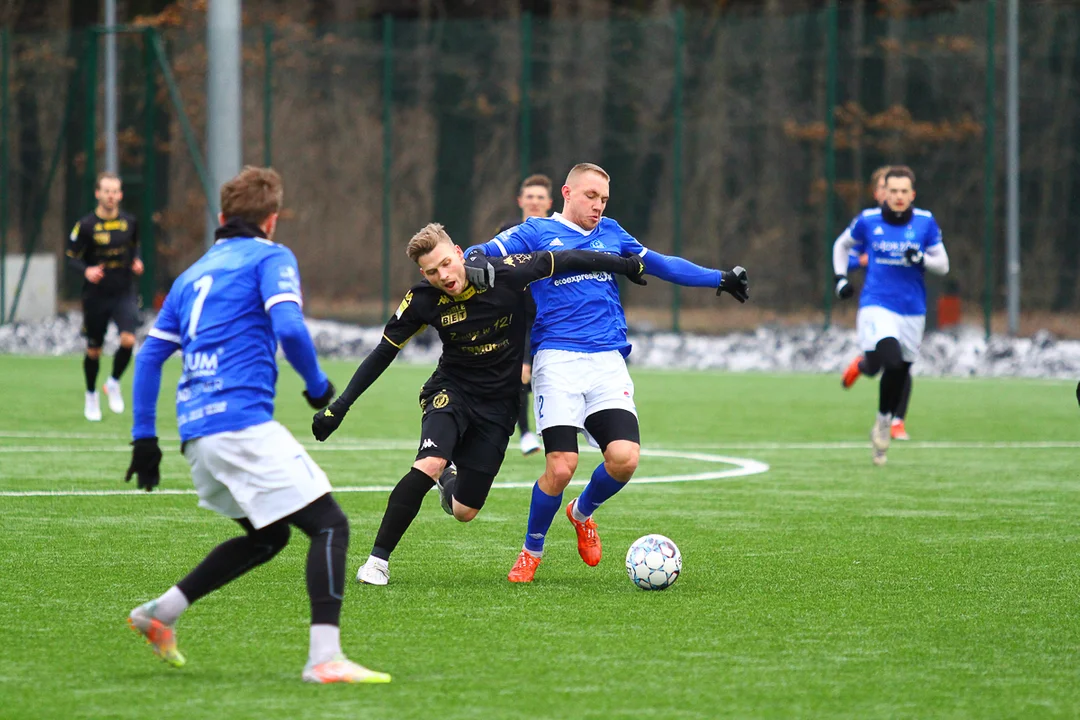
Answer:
[
  {"left": 420, "top": 438, "right": 438, "bottom": 450},
  {"left": 432, "top": 391, "right": 450, "bottom": 409}
]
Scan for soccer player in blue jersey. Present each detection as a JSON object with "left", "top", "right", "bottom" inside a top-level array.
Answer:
[
  {"left": 465, "top": 162, "right": 749, "bottom": 583},
  {"left": 122, "top": 167, "right": 390, "bottom": 684},
  {"left": 837, "top": 165, "right": 916, "bottom": 440},
  {"left": 832, "top": 166, "right": 950, "bottom": 465}
]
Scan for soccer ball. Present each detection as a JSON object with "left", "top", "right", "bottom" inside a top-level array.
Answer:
[{"left": 625, "top": 534, "right": 681, "bottom": 590}]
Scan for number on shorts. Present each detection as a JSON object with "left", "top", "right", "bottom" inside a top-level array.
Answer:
[
  {"left": 188, "top": 275, "right": 214, "bottom": 340},
  {"left": 537, "top": 395, "right": 544, "bottom": 419}
]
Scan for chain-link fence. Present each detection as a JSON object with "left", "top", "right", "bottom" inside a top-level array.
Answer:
[{"left": 2, "top": 3, "right": 1079, "bottom": 334}]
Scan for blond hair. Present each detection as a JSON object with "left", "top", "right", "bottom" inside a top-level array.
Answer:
[
  {"left": 565, "top": 162, "right": 610, "bottom": 185},
  {"left": 95, "top": 171, "right": 121, "bottom": 191},
  {"left": 869, "top": 165, "right": 892, "bottom": 189},
  {"left": 220, "top": 166, "right": 283, "bottom": 225},
  {"left": 406, "top": 222, "right": 453, "bottom": 263}
]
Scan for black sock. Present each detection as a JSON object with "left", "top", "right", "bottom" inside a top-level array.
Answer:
[
  {"left": 895, "top": 373, "right": 913, "bottom": 420},
  {"left": 879, "top": 365, "right": 911, "bottom": 415},
  {"left": 112, "top": 346, "right": 133, "bottom": 380},
  {"left": 286, "top": 494, "right": 350, "bottom": 626},
  {"left": 176, "top": 519, "right": 290, "bottom": 604},
  {"left": 517, "top": 384, "right": 531, "bottom": 435},
  {"left": 371, "top": 468, "right": 434, "bottom": 561},
  {"left": 83, "top": 354, "right": 100, "bottom": 392}
]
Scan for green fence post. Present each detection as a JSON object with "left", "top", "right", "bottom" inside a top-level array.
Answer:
[
  {"left": 140, "top": 28, "right": 157, "bottom": 308},
  {"left": 1, "top": 28, "right": 9, "bottom": 324},
  {"left": 84, "top": 31, "right": 98, "bottom": 208},
  {"left": 983, "top": 0, "right": 997, "bottom": 340},
  {"left": 672, "top": 8, "right": 685, "bottom": 333},
  {"left": 381, "top": 14, "right": 393, "bottom": 321},
  {"left": 822, "top": 0, "right": 839, "bottom": 330},
  {"left": 263, "top": 23, "right": 273, "bottom": 167},
  {"left": 519, "top": 11, "right": 532, "bottom": 181}
]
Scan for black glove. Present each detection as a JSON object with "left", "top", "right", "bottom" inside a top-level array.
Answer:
[
  {"left": 125, "top": 437, "right": 162, "bottom": 492},
  {"left": 717, "top": 266, "right": 749, "bottom": 303},
  {"left": 1075, "top": 380, "right": 1079, "bottom": 409},
  {"left": 835, "top": 274, "right": 854, "bottom": 300},
  {"left": 312, "top": 404, "right": 347, "bottom": 442},
  {"left": 464, "top": 252, "right": 495, "bottom": 291},
  {"left": 303, "top": 380, "right": 336, "bottom": 410},
  {"left": 623, "top": 256, "right": 647, "bottom": 286},
  {"left": 904, "top": 247, "right": 925, "bottom": 267}
]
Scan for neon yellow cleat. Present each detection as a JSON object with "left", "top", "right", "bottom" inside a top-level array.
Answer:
[{"left": 127, "top": 603, "right": 186, "bottom": 668}]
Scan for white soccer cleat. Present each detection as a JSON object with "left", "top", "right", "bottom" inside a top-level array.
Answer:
[
  {"left": 356, "top": 556, "right": 389, "bottom": 586},
  {"left": 84, "top": 391, "right": 102, "bottom": 422},
  {"left": 104, "top": 377, "right": 125, "bottom": 414},
  {"left": 871, "top": 416, "right": 891, "bottom": 466},
  {"left": 302, "top": 653, "right": 391, "bottom": 684},
  {"left": 520, "top": 432, "right": 541, "bottom": 456}
]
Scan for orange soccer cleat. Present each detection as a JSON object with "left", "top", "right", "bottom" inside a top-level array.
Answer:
[
  {"left": 891, "top": 418, "right": 910, "bottom": 441},
  {"left": 508, "top": 550, "right": 542, "bottom": 583},
  {"left": 127, "top": 604, "right": 185, "bottom": 668},
  {"left": 841, "top": 356, "right": 863, "bottom": 389},
  {"left": 302, "top": 654, "right": 391, "bottom": 684},
  {"left": 566, "top": 500, "right": 602, "bottom": 567}
]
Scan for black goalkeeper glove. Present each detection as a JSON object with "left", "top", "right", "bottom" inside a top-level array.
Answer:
[
  {"left": 312, "top": 404, "right": 347, "bottom": 442},
  {"left": 125, "top": 437, "right": 162, "bottom": 492},
  {"left": 623, "top": 256, "right": 647, "bottom": 286},
  {"left": 717, "top": 266, "right": 749, "bottom": 303},
  {"left": 464, "top": 252, "right": 496, "bottom": 291},
  {"left": 835, "top": 274, "right": 854, "bottom": 300},
  {"left": 303, "top": 380, "right": 336, "bottom": 410},
  {"left": 904, "top": 247, "right": 925, "bottom": 267}
]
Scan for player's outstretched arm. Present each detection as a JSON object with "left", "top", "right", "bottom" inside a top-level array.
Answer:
[
  {"left": 551, "top": 250, "right": 648, "bottom": 285},
  {"left": 268, "top": 302, "right": 334, "bottom": 409},
  {"left": 311, "top": 339, "right": 401, "bottom": 442},
  {"left": 639, "top": 249, "right": 748, "bottom": 302},
  {"left": 127, "top": 335, "right": 178, "bottom": 492}
]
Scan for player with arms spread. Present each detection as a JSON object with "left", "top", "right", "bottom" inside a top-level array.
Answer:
[
  {"left": 123, "top": 166, "right": 390, "bottom": 685},
  {"left": 310, "top": 222, "right": 647, "bottom": 586},
  {"left": 832, "top": 166, "right": 949, "bottom": 466},
  {"left": 66, "top": 172, "right": 144, "bottom": 420},
  {"left": 465, "top": 162, "right": 749, "bottom": 583}
]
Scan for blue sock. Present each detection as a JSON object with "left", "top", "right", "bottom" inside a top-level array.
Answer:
[
  {"left": 523, "top": 482, "right": 563, "bottom": 555},
  {"left": 575, "top": 462, "right": 627, "bottom": 518}
]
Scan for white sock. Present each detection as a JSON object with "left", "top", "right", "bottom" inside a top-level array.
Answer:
[
  {"left": 876, "top": 412, "right": 893, "bottom": 426},
  {"left": 154, "top": 586, "right": 190, "bottom": 625},
  {"left": 309, "top": 624, "right": 342, "bottom": 665},
  {"left": 570, "top": 500, "right": 590, "bottom": 524}
]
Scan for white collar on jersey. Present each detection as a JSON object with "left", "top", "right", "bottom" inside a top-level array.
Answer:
[{"left": 551, "top": 212, "right": 597, "bottom": 236}]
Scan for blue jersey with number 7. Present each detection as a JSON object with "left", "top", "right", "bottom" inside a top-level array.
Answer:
[{"left": 148, "top": 237, "right": 304, "bottom": 441}]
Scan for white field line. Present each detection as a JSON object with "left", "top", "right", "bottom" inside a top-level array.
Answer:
[{"left": 0, "top": 446, "right": 769, "bottom": 497}]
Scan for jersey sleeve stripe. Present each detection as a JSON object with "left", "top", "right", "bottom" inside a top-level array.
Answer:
[
  {"left": 638, "top": 248, "right": 649, "bottom": 258},
  {"left": 493, "top": 239, "right": 509, "bottom": 256},
  {"left": 264, "top": 292, "right": 303, "bottom": 311},
  {"left": 383, "top": 325, "right": 427, "bottom": 349},
  {"left": 148, "top": 328, "right": 182, "bottom": 345}
]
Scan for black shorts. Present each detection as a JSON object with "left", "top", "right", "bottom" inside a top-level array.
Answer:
[
  {"left": 82, "top": 291, "right": 140, "bottom": 348},
  {"left": 415, "top": 381, "right": 518, "bottom": 478}
]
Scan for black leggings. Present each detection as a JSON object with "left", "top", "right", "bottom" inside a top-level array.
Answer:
[{"left": 865, "top": 338, "right": 911, "bottom": 417}]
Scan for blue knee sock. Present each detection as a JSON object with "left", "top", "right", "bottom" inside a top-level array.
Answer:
[
  {"left": 575, "top": 462, "right": 626, "bottom": 518},
  {"left": 523, "top": 482, "right": 563, "bottom": 555}
]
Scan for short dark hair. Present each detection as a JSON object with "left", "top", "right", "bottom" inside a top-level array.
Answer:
[
  {"left": 220, "top": 166, "right": 283, "bottom": 225},
  {"left": 884, "top": 166, "right": 916, "bottom": 187},
  {"left": 95, "top": 172, "right": 121, "bottom": 191},
  {"left": 519, "top": 174, "right": 553, "bottom": 197}
]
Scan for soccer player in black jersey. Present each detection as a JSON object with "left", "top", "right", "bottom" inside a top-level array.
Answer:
[
  {"left": 498, "top": 174, "right": 554, "bottom": 457},
  {"left": 65, "top": 172, "right": 143, "bottom": 421},
  {"left": 310, "top": 222, "right": 645, "bottom": 586}
]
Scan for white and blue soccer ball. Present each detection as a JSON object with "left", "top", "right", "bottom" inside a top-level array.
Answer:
[{"left": 625, "top": 534, "right": 681, "bottom": 590}]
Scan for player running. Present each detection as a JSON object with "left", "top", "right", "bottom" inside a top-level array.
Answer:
[
  {"left": 832, "top": 166, "right": 950, "bottom": 465},
  {"left": 310, "top": 222, "right": 648, "bottom": 586},
  {"left": 466, "top": 162, "right": 749, "bottom": 583},
  {"left": 124, "top": 166, "right": 390, "bottom": 684},
  {"left": 837, "top": 165, "right": 915, "bottom": 440},
  {"left": 66, "top": 172, "right": 144, "bottom": 420}
]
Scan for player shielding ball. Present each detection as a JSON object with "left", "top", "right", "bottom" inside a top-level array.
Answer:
[
  {"left": 310, "top": 222, "right": 648, "bottom": 586},
  {"left": 124, "top": 166, "right": 389, "bottom": 684},
  {"left": 832, "top": 166, "right": 950, "bottom": 466},
  {"left": 466, "top": 162, "right": 749, "bottom": 583},
  {"left": 66, "top": 172, "right": 144, "bottom": 420}
]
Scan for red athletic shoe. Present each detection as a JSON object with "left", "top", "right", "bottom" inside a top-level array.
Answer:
[
  {"left": 841, "top": 355, "right": 863, "bottom": 389},
  {"left": 891, "top": 418, "right": 910, "bottom": 441},
  {"left": 566, "top": 500, "right": 602, "bottom": 567},
  {"left": 507, "top": 550, "right": 541, "bottom": 583}
]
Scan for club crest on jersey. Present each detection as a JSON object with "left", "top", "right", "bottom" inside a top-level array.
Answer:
[
  {"left": 441, "top": 305, "right": 467, "bottom": 326},
  {"left": 905, "top": 229, "right": 916, "bottom": 240},
  {"left": 432, "top": 391, "right": 450, "bottom": 409},
  {"left": 590, "top": 239, "right": 605, "bottom": 249}
]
